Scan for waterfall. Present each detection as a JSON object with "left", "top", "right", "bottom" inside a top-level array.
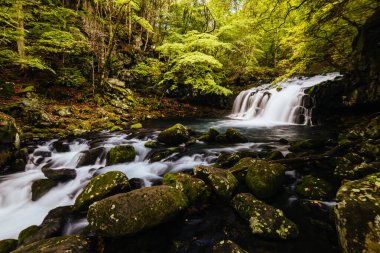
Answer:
[{"left": 230, "top": 73, "right": 341, "bottom": 125}]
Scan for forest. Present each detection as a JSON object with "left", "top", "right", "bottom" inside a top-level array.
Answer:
[{"left": 0, "top": 0, "right": 379, "bottom": 253}]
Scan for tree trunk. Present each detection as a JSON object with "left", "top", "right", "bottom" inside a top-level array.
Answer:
[{"left": 16, "top": 0, "right": 26, "bottom": 67}]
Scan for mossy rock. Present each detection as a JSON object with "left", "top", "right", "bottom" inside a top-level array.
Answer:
[
  {"left": 225, "top": 128, "right": 248, "bottom": 143},
  {"left": 266, "top": 150, "right": 285, "bottom": 160},
  {"left": 216, "top": 151, "right": 258, "bottom": 168},
  {"left": 231, "top": 193, "right": 299, "bottom": 240},
  {"left": 0, "top": 112, "right": 20, "bottom": 148},
  {"left": 18, "top": 225, "right": 41, "bottom": 246},
  {"left": 11, "top": 235, "right": 90, "bottom": 253},
  {"left": 289, "top": 139, "right": 326, "bottom": 152},
  {"left": 87, "top": 185, "right": 188, "bottom": 237},
  {"left": 106, "top": 145, "right": 136, "bottom": 166},
  {"left": 334, "top": 173, "right": 380, "bottom": 253},
  {"left": 0, "top": 150, "right": 12, "bottom": 169},
  {"left": 41, "top": 167, "right": 77, "bottom": 182},
  {"left": 213, "top": 240, "right": 248, "bottom": 253},
  {"left": 74, "top": 171, "right": 129, "bottom": 211},
  {"left": 229, "top": 157, "right": 256, "bottom": 181},
  {"left": 193, "top": 165, "right": 238, "bottom": 200},
  {"left": 77, "top": 147, "right": 106, "bottom": 167},
  {"left": 334, "top": 157, "right": 380, "bottom": 180},
  {"left": 157, "top": 123, "right": 191, "bottom": 146},
  {"left": 130, "top": 123, "right": 143, "bottom": 129},
  {"left": 365, "top": 116, "right": 380, "bottom": 139},
  {"left": 163, "top": 173, "right": 211, "bottom": 204},
  {"left": 0, "top": 239, "right": 17, "bottom": 253},
  {"left": 245, "top": 160, "right": 286, "bottom": 199},
  {"left": 144, "top": 141, "right": 158, "bottom": 148},
  {"left": 149, "top": 147, "right": 179, "bottom": 162},
  {"left": 198, "top": 128, "right": 221, "bottom": 143},
  {"left": 295, "top": 175, "right": 333, "bottom": 201},
  {"left": 31, "top": 179, "right": 58, "bottom": 201}
]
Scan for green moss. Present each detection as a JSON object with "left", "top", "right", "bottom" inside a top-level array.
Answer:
[
  {"left": 193, "top": 165, "right": 238, "bottom": 200},
  {"left": 106, "top": 145, "right": 136, "bottom": 166},
  {"left": 87, "top": 185, "right": 189, "bottom": 237},
  {"left": 213, "top": 240, "right": 248, "bottom": 253},
  {"left": 31, "top": 179, "right": 58, "bottom": 201},
  {"left": 130, "top": 123, "right": 143, "bottom": 129},
  {"left": 289, "top": 139, "right": 326, "bottom": 152},
  {"left": 225, "top": 128, "right": 248, "bottom": 143},
  {"left": 0, "top": 239, "right": 18, "bottom": 253},
  {"left": 145, "top": 141, "right": 158, "bottom": 148},
  {"left": 163, "top": 173, "right": 211, "bottom": 203},
  {"left": 157, "top": 123, "right": 191, "bottom": 145},
  {"left": 245, "top": 160, "right": 286, "bottom": 199},
  {"left": 231, "top": 193, "right": 298, "bottom": 239},
  {"left": 74, "top": 171, "right": 129, "bottom": 211},
  {"left": 150, "top": 147, "right": 180, "bottom": 162},
  {"left": 295, "top": 175, "right": 333, "bottom": 200},
  {"left": 110, "top": 126, "right": 123, "bottom": 132},
  {"left": 18, "top": 225, "right": 40, "bottom": 246}
]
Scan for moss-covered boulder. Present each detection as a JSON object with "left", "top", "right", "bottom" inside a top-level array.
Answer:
[
  {"left": 266, "top": 150, "right": 285, "bottom": 160},
  {"left": 225, "top": 128, "right": 248, "bottom": 143},
  {"left": 18, "top": 225, "right": 40, "bottom": 246},
  {"left": 41, "top": 167, "right": 77, "bottom": 182},
  {"left": 193, "top": 165, "right": 238, "bottom": 200},
  {"left": 334, "top": 157, "right": 380, "bottom": 180},
  {"left": 74, "top": 171, "right": 129, "bottom": 211},
  {"left": 11, "top": 235, "right": 90, "bottom": 253},
  {"left": 289, "top": 139, "right": 326, "bottom": 152},
  {"left": 0, "top": 239, "right": 17, "bottom": 253},
  {"left": 198, "top": 128, "right": 221, "bottom": 143},
  {"left": 245, "top": 160, "right": 286, "bottom": 199},
  {"left": 157, "top": 124, "right": 191, "bottom": 145},
  {"left": 213, "top": 240, "right": 248, "bottom": 253},
  {"left": 144, "top": 141, "right": 158, "bottom": 148},
  {"left": 231, "top": 193, "right": 299, "bottom": 240},
  {"left": 76, "top": 147, "right": 106, "bottom": 167},
  {"left": 149, "top": 147, "right": 180, "bottom": 162},
  {"left": 229, "top": 157, "right": 255, "bottom": 181},
  {"left": 216, "top": 151, "right": 258, "bottom": 168},
  {"left": 106, "top": 145, "right": 136, "bottom": 166},
  {"left": 334, "top": 173, "right": 380, "bottom": 253},
  {"left": 31, "top": 179, "right": 58, "bottom": 201},
  {"left": 0, "top": 112, "right": 20, "bottom": 148},
  {"left": 163, "top": 173, "right": 211, "bottom": 203},
  {"left": 130, "top": 123, "right": 142, "bottom": 129},
  {"left": 295, "top": 175, "right": 333, "bottom": 201},
  {"left": 87, "top": 185, "right": 188, "bottom": 237}
]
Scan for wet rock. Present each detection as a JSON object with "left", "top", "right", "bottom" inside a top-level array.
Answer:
[
  {"left": 231, "top": 193, "right": 299, "bottom": 240},
  {"left": 87, "top": 185, "right": 188, "bottom": 237},
  {"left": 193, "top": 165, "right": 238, "bottom": 200},
  {"left": 334, "top": 157, "right": 380, "bottom": 180},
  {"left": 150, "top": 147, "right": 180, "bottom": 162},
  {"left": 289, "top": 139, "right": 326, "bottom": 152},
  {"left": 106, "top": 145, "right": 136, "bottom": 166},
  {"left": 216, "top": 151, "right": 258, "bottom": 168},
  {"left": 42, "top": 167, "right": 77, "bottom": 182},
  {"left": 334, "top": 172, "right": 380, "bottom": 253},
  {"left": 76, "top": 147, "right": 106, "bottom": 167},
  {"left": 129, "top": 178, "right": 145, "bottom": 190},
  {"left": 0, "top": 112, "right": 20, "bottom": 148},
  {"left": 225, "top": 128, "right": 248, "bottom": 143},
  {"left": 295, "top": 175, "right": 333, "bottom": 201},
  {"left": 229, "top": 157, "right": 255, "bottom": 181},
  {"left": 130, "top": 123, "right": 143, "bottom": 129},
  {"left": 163, "top": 173, "right": 211, "bottom": 204},
  {"left": 144, "top": 141, "right": 158, "bottom": 148},
  {"left": 157, "top": 123, "right": 191, "bottom": 145},
  {"left": 31, "top": 179, "right": 58, "bottom": 201},
  {"left": 51, "top": 141, "right": 70, "bottom": 153},
  {"left": 279, "top": 138, "right": 289, "bottom": 145},
  {"left": 245, "top": 159, "right": 286, "bottom": 199},
  {"left": 19, "top": 206, "right": 73, "bottom": 246},
  {"left": 0, "top": 239, "right": 17, "bottom": 253},
  {"left": 0, "top": 150, "right": 12, "bottom": 170},
  {"left": 33, "top": 150, "right": 52, "bottom": 158},
  {"left": 213, "top": 240, "right": 248, "bottom": 253},
  {"left": 266, "top": 150, "right": 285, "bottom": 160},
  {"left": 198, "top": 128, "right": 221, "bottom": 143},
  {"left": 11, "top": 235, "right": 91, "bottom": 253},
  {"left": 74, "top": 171, "right": 129, "bottom": 211}
]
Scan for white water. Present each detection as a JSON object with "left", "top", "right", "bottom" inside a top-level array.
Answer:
[
  {"left": 230, "top": 73, "right": 341, "bottom": 125},
  {"left": 0, "top": 132, "right": 255, "bottom": 239}
]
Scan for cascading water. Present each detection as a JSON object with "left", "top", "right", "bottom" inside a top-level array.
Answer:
[{"left": 230, "top": 73, "right": 341, "bottom": 125}]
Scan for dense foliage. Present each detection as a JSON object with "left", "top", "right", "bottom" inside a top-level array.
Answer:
[{"left": 0, "top": 0, "right": 378, "bottom": 99}]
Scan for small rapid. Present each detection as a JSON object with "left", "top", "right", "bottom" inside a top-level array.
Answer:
[{"left": 230, "top": 73, "right": 341, "bottom": 125}]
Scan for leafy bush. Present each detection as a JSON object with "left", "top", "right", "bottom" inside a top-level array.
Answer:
[{"left": 56, "top": 67, "right": 86, "bottom": 88}]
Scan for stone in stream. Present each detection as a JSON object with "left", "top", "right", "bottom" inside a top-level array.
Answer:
[
  {"left": 295, "top": 175, "right": 333, "bottom": 201},
  {"left": 193, "top": 165, "right": 238, "bottom": 200},
  {"left": 334, "top": 172, "right": 380, "bottom": 253},
  {"left": 198, "top": 128, "right": 221, "bottom": 143},
  {"left": 245, "top": 159, "right": 286, "bottom": 199},
  {"left": 50, "top": 141, "right": 70, "bottom": 153},
  {"left": 163, "top": 172, "right": 211, "bottom": 204},
  {"left": 157, "top": 123, "right": 191, "bottom": 146},
  {"left": 76, "top": 147, "right": 106, "bottom": 167},
  {"left": 144, "top": 140, "right": 158, "bottom": 148},
  {"left": 11, "top": 235, "right": 91, "bottom": 253},
  {"left": 213, "top": 240, "right": 248, "bottom": 253},
  {"left": 289, "top": 139, "right": 326, "bottom": 152},
  {"left": 231, "top": 193, "right": 299, "bottom": 240},
  {"left": 106, "top": 145, "right": 136, "bottom": 166},
  {"left": 31, "top": 179, "right": 58, "bottom": 201},
  {"left": 0, "top": 112, "right": 20, "bottom": 148},
  {"left": 74, "top": 171, "right": 129, "bottom": 211},
  {"left": 87, "top": 185, "right": 188, "bottom": 237},
  {"left": 0, "top": 239, "right": 17, "bottom": 253},
  {"left": 229, "top": 157, "right": 255, "bottom": 182},
  {"left": 225, "top": 128, "right": 248, "bottom": 143},
  {"left": 41, "top": 166, "right": 77, "bottom": 182},
  {"left": 18, "top": 206, "right": 73, "bottom": 246},
  {"left": 334, "top": 157, "right": 380, "bottom": 180}
]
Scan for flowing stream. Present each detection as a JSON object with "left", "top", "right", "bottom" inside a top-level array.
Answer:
[{"left": 0, "top": 74, "right": 342, "bottom": 252}]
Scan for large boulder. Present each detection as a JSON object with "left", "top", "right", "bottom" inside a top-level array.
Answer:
[
  {"left": 87, "top": 185, "right": 188, "bottom": 237},
  {"left": 225, "top": 128, "right": 248, "bottom": 143},
  {"left": 231, "top": 193, "right": 299, "bottom": 240},
  {"left": 74, "top": 171, "right": 129, "bottom": 211},
  {"left": 334, "top": 172, "right": 380, "bottom": 253},
  {"left": 106, "top": 145, "right": 136, "bottom": 166},
  {"left": 0, "top": 239, "right": 17, "bottom": 253},
  {"left": 295, "top": 175, "right": 333, "bottom": 201},
  {"left": 245, "top": 160, "right": 286, "bottom": 199},
  {"left": 193, "top": 165, "right": 238, "bottom": 200},
  {"left": 289, "top": 139, "right": 326, "bottom": 152},
  {"left": 41, "top": 167, "right": 77, "bottom": 182},
  {"left": 11, "top": 235, "right": 91, "bottom": 253},
  {"left": 0, "top": 112, "right": 20, "bottom": 148},
  {"left": 157, "top": 124, "right": 191, "bottom": 146},
  {"left": 76, "top": 147, "right": 106, "bottom": 168},
  {"left": 213, "top": 240, "right": 248, "bottom": 253},
  {"left": 31, "top": 179, "right": 58, "bottom": 201},
  {"left": 163, "top": 173, "right": 211, "bottom": 204}
]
